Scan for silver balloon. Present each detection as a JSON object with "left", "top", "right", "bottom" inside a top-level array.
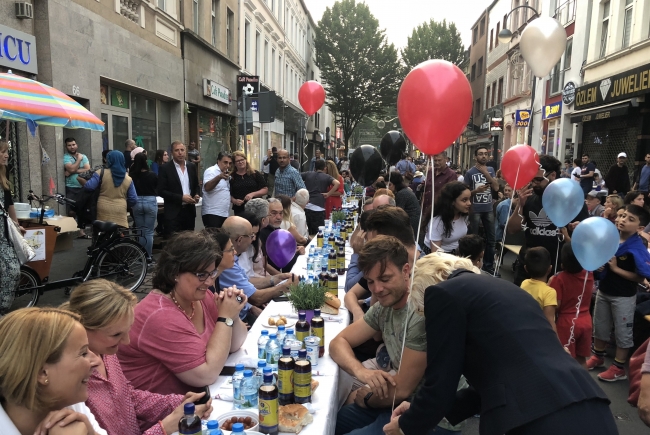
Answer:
[{"left": 519, "top": 16, "right": 567, "bottom": 79}]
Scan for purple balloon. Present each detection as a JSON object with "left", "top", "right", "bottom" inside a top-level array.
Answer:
[{"left": 266, "top": 229, "right": 297, "bottom": 269}]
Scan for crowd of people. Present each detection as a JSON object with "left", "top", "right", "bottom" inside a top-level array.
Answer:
[{"left": 3, "top": 137, "right": 650, "bottom": 434}]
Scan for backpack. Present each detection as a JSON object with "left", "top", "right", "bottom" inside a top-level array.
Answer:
[{"left": 74, "top": 168, "right": 104, "bottom": 228}]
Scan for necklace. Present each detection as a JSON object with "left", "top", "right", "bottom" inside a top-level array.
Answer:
[{"left": 170, "top": 292, "right": 195, "bottom": 320}]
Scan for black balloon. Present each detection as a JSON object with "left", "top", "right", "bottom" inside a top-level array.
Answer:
[
  {"left": 350, "top": 145, "right": 383, "bottom": 187},
  {"left": 379, "top": 130, "right": 406, "bottom": 165}
]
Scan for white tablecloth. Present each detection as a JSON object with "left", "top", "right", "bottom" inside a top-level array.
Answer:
[{"left": 207, "top": 237, "right": 354, "bottom": 435}]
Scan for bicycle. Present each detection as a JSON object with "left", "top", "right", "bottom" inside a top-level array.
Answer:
[{"left": 14, "top": 192, "right": 148, "bottom": 309}]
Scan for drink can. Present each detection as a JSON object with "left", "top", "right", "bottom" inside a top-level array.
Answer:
[
  {"left": 304, "top": 336, "right": 320, "bottom": 366},
  {"left": 290, "top": 340, "right": 303, "bottom": 359}
]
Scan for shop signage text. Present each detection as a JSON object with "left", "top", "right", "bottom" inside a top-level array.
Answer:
[
  {"left": 515, "top": 110, "right": 530, "bottom": 127},
  {"left": 237, "top": 75, "right": 260, "bottom": 98},
  {"left": 575, "top": 61, "right": 650, "bottom": 110},
  {"left": 251, "top": 100, "right": 258, "bottom": 112},
  {"left": 562, "top": 81, "right": 576, "bottom": 105},
  {"left": 570, "top": 104, "right": 629, "bottom": 124},
  {"left": 203, "top": 79, "right": 231, "bottom": 104},
  {"left": 0, "top": 24, "right": 38, "bottom": 74},
  {"left": 543, "top": 102, "right": 562, "bottom": 120},
  {"left": 490, "top": 118, "right": 503, "bottom": 131}
]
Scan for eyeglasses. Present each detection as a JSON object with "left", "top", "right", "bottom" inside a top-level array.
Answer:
[
  {"left": 222, "top": 246, "right": 236, "bottom": 254},
  {"left": 235, "top": 159, "right": 246, "bottom": 164},
  {"left": 193, "top": 269, "right": 219, "bottom": 282}
]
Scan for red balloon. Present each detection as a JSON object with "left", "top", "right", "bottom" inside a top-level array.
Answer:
[
  {"left": 501, "top": 145, "right": 541, "bottom": 189},
  {"left": 298, "top": 81, "right": 326, "bottom": 116},
  {"left": 397, "top": 60, "right": 472, "bottom": 155}
]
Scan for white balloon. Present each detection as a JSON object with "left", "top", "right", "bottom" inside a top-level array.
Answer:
[{"left": 519, "top": 17, "right": 567, "bottom": 79}]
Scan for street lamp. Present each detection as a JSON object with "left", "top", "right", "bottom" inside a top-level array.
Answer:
[{"left": 499, "top": 1, "right": 539, "bottom": 147}]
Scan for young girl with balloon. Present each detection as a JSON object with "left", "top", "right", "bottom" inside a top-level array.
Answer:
[{"left": 422, "top": 181, "right": 471, "bottom": 255}]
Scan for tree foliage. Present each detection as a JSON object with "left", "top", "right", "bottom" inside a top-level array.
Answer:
[
  {"left": 401, "top": 19, "right": 465, "bottom": 71},
  {"left": 315, "top": 0, "right": 402, "bottom": 150}
]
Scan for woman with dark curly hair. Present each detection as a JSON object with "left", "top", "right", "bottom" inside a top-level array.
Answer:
[
  {"left": 422, "top": 181, "right": 471, "bottom": 254},
  {"left": 117, "top": 230, "right": 247, "bottom": 395}
]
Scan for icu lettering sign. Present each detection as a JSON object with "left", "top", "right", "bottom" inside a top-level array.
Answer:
[
  {"left": 574, "top": 62, "right": 650, "bottom": 110},
  {"left": 203, "top": 79, "right": 231, "bottom": 104},
  {"left": 0, "top": 24, "right": 38, "bottom": 74}
]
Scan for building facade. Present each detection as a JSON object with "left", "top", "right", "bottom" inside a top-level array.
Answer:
[{"left": 467, "top": 9, "right": 490, "bottom": 153}]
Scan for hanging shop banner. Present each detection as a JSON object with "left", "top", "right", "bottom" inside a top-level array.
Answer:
[
  {"left": 543, "top": 101, "right": 562, "bottom": 120},
  {"left": 575, "top": 61, "right": 650, "bottom": 110},
  {"left": 515, "top": 110, "right": 530, "bottom": 127},
  {"left": 490, "top": 117, "right": 503, "bottom": 131},
  {"left": 236, "top": 75, "right": 260, "bottom": 98},
  {"left": 203, "top": 79, "right": 231, "bottom": 104}
]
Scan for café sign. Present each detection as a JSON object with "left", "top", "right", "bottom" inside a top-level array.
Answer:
[
  {"left": 575, "top": 61, "right": 650, "bottom": 110},
  {"left": 515, "top": 110, "right": 530, "bottom": 127},
  {"left": 203, "top": 79, "right": 230, "bottom": 104},
  {"left": 562, "top": 81, "right": 576, "bottom": 105},
  {"left": 0, "top": 24, "right": 38, "bottom": 74},
  {"left": 543, "top": 101, "right": 562, "bottom": 120}
]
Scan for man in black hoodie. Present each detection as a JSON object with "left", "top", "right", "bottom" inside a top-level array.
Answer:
[{"left": 605, "top": 152, "right": 631, "bottom": 196}]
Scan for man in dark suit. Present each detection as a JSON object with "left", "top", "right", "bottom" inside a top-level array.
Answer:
[
  {"left": 157, "top": 141, "right": 200, "bottom": 238},
  {"left": 383, "top": 268, "right": 617, "bottom": 435}
]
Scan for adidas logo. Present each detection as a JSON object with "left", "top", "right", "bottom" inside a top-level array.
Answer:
[{"left": 529, "top": 209, "right": 553, "bottom": 228}]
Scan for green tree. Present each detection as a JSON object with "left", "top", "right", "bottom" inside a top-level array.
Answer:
[
  {"left": 315, "top": 0, "right": 402, "bottom": 152},
  {"left": 401, "top": 19, "right": 465, "bottom": 71}
]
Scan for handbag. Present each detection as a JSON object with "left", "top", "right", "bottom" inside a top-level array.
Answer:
[
  {"left": 0, "top": 198, "right": 35, "bottom": 264},
  {"left": 628, "top": 337, "right": 650, "bottom": 406},
  {"left": 74, "top": 168, "right": 104, "bottom": 227}
]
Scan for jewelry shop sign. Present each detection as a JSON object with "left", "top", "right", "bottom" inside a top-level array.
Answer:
[{"left": 575, "top": 62, "right": 650, "bottom": 110}]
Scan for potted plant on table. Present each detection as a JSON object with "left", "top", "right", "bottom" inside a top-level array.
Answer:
[{"left": 287, "top": 281, "right": 328, "bottom": 323}]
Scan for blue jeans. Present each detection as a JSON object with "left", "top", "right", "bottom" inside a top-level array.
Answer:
[
  {"left": 336, "top": 404, "right": 459, "bottom": 435},
  {"left": 132, "top": 196, "right": 157, "bottom": 258},
  {"left": 469, "top": 210, "right": 495, "bottom": 271}
]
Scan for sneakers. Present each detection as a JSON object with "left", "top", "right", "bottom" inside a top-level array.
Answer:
[
  {"left": 586, "top": 355, "right": 605, "bottom": 370},
  {"left": 597, "top": 364, "right": 627, "bottom": 382}
]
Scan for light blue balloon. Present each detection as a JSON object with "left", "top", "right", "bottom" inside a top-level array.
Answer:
[
  {"left": 542, "top": 178, "right": 585, "bottom": 228},
  {"left": 572, "top": 217, "right": 620, "bottom": 271}
]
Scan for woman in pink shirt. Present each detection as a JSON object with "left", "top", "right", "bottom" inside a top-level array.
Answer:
[{"left": 118, "top": 231, "right": 248, "bottom": 395}]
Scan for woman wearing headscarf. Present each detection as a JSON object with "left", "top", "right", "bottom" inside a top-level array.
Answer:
[{"left": 84, "top": 150, "right": 137, "bottom": 228}]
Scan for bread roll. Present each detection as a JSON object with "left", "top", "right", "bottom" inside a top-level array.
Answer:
[{"left": 279, "top": 404, "right": 313, "bottom": 433}]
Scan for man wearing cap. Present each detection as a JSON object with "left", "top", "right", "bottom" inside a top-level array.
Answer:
[
  {"left": 604, "top": 152, "right": 631, "bottom": 197},
  {"left": 586, "top": 190, "right": 605, "bottom": 217}
]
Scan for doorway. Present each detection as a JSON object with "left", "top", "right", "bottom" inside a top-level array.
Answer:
[{"left": 101, "top": 109, "right": 131, "bottom": 151}]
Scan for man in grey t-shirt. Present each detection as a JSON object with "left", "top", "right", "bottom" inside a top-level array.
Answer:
[
  {"left": 464, "top": 146, "right": 499, "bottom": 274},
  {"left": 300, "top": 159, "right": 340, "bottom": 234}
]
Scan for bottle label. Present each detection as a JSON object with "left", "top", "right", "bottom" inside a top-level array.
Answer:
[
  {"left": 241, "top": 389, "right": 258, "bottom": 409},
  {"left": 259, "top": 398, "right": 279, "bottom": 428},
  {"left": 179, "top": 430, "right": 202, "bottom": 435},
  {"left": 278, "top": 368, "right": 294, "bottom": 394},
  {"left": 312, "top": 326, "right": 324, "bottom": 346},
  {"left": 328, "top": 280, "right": 337, "bottom": 293},
  {"left": 293, "top": 376, "right": 311, "bottom": 399},
  {"left": 317, "top": 238, "right": 323, "bottom": 247},
  {"left": 296, "top": 330, "right": 309, "bottom": 343},
  {"left": 258, "top": 346, "right": 266, "bottom": 360},
  {"left": 337, "top": 256, "right": 345, "bottom": 269}
]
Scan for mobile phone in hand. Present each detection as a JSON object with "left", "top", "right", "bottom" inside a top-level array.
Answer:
[{"left": 194, "top": 385, "right": 211, "bottom": 405}]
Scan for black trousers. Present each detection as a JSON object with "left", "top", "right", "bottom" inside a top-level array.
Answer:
[
  {"left": 202, "top": 214, "right": 227, "bottom": 229},
  {"left": 305, "top": 209, "right": 325, "bottom": 235},
  {"left": 164, "top": 206, "right": 196, "bottom": 238},
  {"left": 507, "top": 399, "right": 618, "bottom": 435}
]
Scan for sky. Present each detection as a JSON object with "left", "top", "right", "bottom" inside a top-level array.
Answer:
[{"left": 303, "top": 0, "right": 492, "bottom": 49}]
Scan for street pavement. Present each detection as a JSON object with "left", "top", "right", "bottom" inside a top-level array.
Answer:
[{"left": 35, "top": 219, "right": 648, "bottom": 434}]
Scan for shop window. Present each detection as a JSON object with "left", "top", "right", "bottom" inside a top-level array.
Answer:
[
  {"left": 131, "top": 93, "right": 157, "bottom": 157},
  {"left": 111, "top": 87, "right": 129, "bottom": 109},
  {"left": 199, "top": 111, "right": 232, "bottom": 170}
]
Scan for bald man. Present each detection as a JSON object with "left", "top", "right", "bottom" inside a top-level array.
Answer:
[
  {"left": 274, "top": 149, "right": 306, "bottom": 197},
  {"left": 220, "top": 217, "right": 297, "bottom": 321},
  {"left": 373, "top": 194, "right": 396, "bottom": 208}
]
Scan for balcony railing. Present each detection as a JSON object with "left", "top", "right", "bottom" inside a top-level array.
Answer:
[{"left": 554, "top": 0, "right": 576, "bottom": 26}]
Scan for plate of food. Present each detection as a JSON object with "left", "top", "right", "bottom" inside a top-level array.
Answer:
[
  {"left": 262, "top": 315, "right": 296, "bottom": 328},
  {"left": 217, "top": 410, "right": 259, "bottom": 434}
]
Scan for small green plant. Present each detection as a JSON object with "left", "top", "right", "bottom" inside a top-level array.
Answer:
[
  {"left": 288, "top": 281, "right": 328, "bottom": 311},
  {"left": 353, "top": 185, "right": 364, "bottom": 195},
  {"left": 331, "top": 210, "right": 346, "bottom": 223}
]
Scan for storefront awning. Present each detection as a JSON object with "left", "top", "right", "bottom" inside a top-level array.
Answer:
[{"left": 570, "top": 100, "right": 631, "bottom": 123}]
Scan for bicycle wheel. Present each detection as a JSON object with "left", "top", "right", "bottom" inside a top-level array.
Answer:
[
  {"left": 11, "top": 266, "right": 41, "bottom": 309},
  {"left": 95, "top": 240, "right": 147, "bottom": 292}
]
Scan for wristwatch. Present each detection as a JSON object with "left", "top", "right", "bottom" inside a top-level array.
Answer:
[
  {"left": 363, "top": 391, "right": 373, "bottom": 408},
  {"left": 217, "top": 317, "right": 234, "bottom": 327}
]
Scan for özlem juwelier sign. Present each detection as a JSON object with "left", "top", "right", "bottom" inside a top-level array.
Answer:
[{"left": 575, "top": 62, "right": 650, "bottom": 110}]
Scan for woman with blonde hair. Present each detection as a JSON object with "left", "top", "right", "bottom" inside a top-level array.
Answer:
[
  {"left": 0, "top": 141, "right": 21, "bottom": 313},
  {"left": 63, "top": 279, "right": 212, "bottom": 435},
  {"left": 277, "top": 195, "right": 307, "bottom": 245},
  {"left": 324, "top": 160, "right": 344, "bottom": 219},
  {"left": 0, "top": 307, "right": 107, "bottom": 435},
  {"left": 229, "top": 150, "right": 268, "bottom": 216}
]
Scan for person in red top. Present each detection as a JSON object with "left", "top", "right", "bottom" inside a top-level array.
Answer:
[
  {"left": 325, "top": 159, "right": 344, "bottom": 219},
  {"left": 549, "top": 242, "right": 594, "bottom": 369},
  {"left": 64, "top": 278, "right": 214, "bottom": 435}
]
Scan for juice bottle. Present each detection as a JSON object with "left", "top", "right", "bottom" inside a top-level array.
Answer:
[
  {"left": 259, "top": 372, "right": 279, "bottom": 435},
  {"left": 337, "top": 243, "right": 345, "bottom": 275},
  {"left": 277, "top": 346, "right": 295, "bottom": 405},
  {"left": 295, "top": 312, "right": 310, "bottom": 343},
  {"left": 310, "top": 309, "right": 325, "bottom": 358},
  {"left": 293, "top": 349, "right": 312, "bottom": 404},
  {"left": 328, "top": 249, "right": 336, "bottom": 271},
  {"left": 318, "top": 266, "right": 329, "bottom": 288},
  {"left": 178, "top": 403, "right": 202, "bottom": 435},
  {"left": 316, "top": 230, "right": 323, "bottom": 248},
  {"left": 328, "top": 232, "right": 335, "bottom": 247},
  {"left": 328, "top": 268, "right": 338, "bottom": 295},
  {"left": 341, "top": 222, "right": 347, "bottom": 241}
]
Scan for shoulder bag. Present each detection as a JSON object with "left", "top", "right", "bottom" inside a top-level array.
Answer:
[{"left": 0, "top": 198, "right": 35, "bottom": 264}]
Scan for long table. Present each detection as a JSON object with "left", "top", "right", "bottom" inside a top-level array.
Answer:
[{"left": 204, "top": 237, "right": 354, "bottom": 435}]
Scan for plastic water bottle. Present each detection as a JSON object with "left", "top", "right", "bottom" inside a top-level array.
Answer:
[
  {"left": 232, "top": 363, "right": 245, "bottom": 409},
  {"left": 231, "top": 422, "right": 245, "bottom": 435},
  {"left": 309, "top": 246, "right": 315, "bottom": 256},
  {"left": 284, "top": 328, "right": 298, "bottom": 348},
  {"left": 258, "top": 330, "right": 269, "bottom": 360},
  {"left": 206, "top": 421, "right": 222, "bottom": 435},
  {"left": 255, "top": 360, "right": 267, "bottom": 387},
  {"left": 276, "top": 325, "right": 286, "bottom": 345},
  {"left": 307, "top": 255, "right": 314, "bottom": 273},
  {"left": 240, "top": 370, "right": 259, "bottom": 409},
  {"left": 320, "top": 253, "right": 328, "bottom": 270},
  {"left": 265, "top": 333, "right": 281, "bottom": 372}
]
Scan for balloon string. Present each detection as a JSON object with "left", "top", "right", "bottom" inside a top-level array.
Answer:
[
  {"left": 392, "top": 155, "right": 432, "bottom": 412},
  {"left": 554, "top": 232, "right": 565, "bottom": 275},
  {"left": 494, "top": 165, "right": 519, "bottom": 277},
  {"left": 564, "top": 271, "right": 589, "bottom": 349}
]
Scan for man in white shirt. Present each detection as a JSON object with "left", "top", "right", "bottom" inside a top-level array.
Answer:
[
  {"left": 292, "top": 189, "right": 310, "bottom": 240},
  {"left": 202, "top": 152, "right": 233, "bottom": 228}
]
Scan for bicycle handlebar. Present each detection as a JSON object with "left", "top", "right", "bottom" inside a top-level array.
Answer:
[{"left": 27, "top": 191, "right": 76, "bottom": 206}]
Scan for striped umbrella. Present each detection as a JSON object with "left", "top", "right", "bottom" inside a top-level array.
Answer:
[{"left": 0, "top": 71, "right": 104, "bottom": 134}]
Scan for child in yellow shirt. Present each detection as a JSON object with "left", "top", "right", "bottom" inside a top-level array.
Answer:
[{"left": 520, "top": 246, "right": 557, "bottom": 333}]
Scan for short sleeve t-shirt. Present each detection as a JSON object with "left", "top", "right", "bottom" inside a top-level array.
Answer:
[
  {"left": 424, "top": 216, "right": 468, "bottom": 252},
  {"left": 63, "top": 153, "right": 89, "bottom": 188},
  {"left": 117, "top": 292, "right": 219, "bottom": 395},
  {"left": 363, "top": 303, "right": 426, "bottom": 370},
  {"left": 520, "top": 279, "right": 557, "bottom": 310},
  {"left": 301, "top": 171, "right": 334, "bottom": 209},
  {"left": 202, "top": 165, "right": 231, "bottom": 217},
  {"left": 598, "top": 247, "right": 639, "bottom": 297},
  {"left": 464, "top": 166, "right": 495, "bottom": 213},
  {"left": 550, "top": 270, "right": 594, "bottom": 316},
  {"left": 580, "top": 162, "right": 596, "bottom": 191}
]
